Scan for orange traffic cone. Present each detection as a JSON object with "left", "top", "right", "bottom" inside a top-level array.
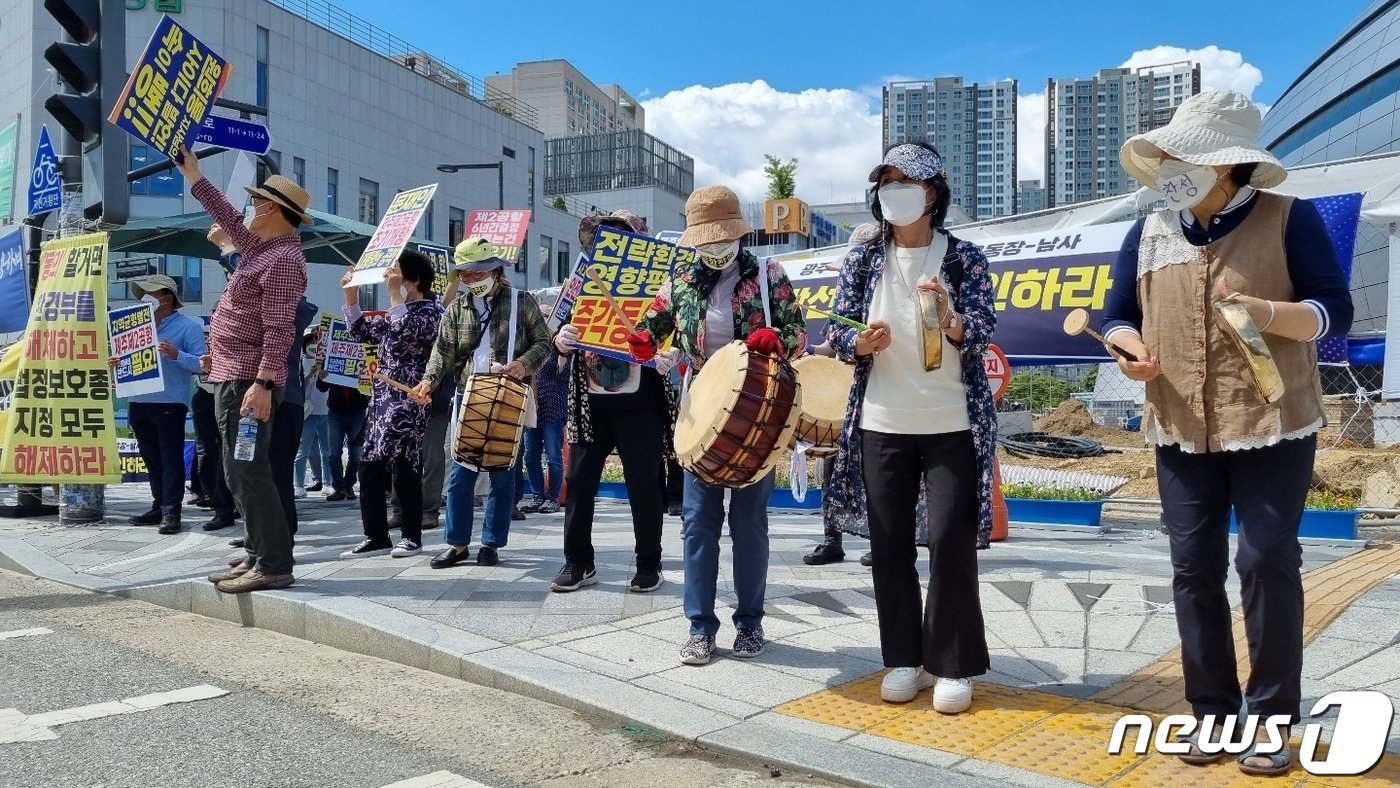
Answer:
[{"left": 991, "top": 456, "right": 1009, "bottom": 542}]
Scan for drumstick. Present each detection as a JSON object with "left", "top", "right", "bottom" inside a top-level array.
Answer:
[
  {"left": 806, "top": 307, "right": 871, "bottom": 333},
  {"left": 1062, "top": 308, "right": 1139, "bottom": 362},
  {"left": 583, "top": 266, "right": 639, "bottom": 335},
  {"left": 375, "top": 372, "right": 422, "bottom": 398}
]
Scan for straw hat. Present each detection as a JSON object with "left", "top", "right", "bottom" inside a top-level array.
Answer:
[
  {"left": 578, "top": 210, "right": 648, "bottom": 249},
  {"left": 1120, "top": 90, "right": 1287, "bottom": 190},
  {"left": 244, "top": 175, "right": 313, "bottom": 225},
  {"left": 678, "top": 185, "right": 752, "bottom": 247},
  {"left": 453, "top": 237, "right": 510, "bottom": 272},
  {"left": 130, "top": 274, "right": 182, "bottom": 308}
]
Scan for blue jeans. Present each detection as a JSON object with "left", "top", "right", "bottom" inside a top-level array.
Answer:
[
  {"left": 327, "top": 410, "right": 366, "bottom": 492},
  {"left": 522, "top": 420, "right": 565, "bottom": 499},
  {"left": 681, "top": 469, "right": 773, "bottom": 637},
  {"left": 443, "top": 461, "right": 515, "bottom": 549},
  {"left": 295, "top": 413, "right": 330, "bottom": 488}
]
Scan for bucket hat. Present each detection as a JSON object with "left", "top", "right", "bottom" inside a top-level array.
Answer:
[
  {"left": 1121, "top": 90, "right": 1287, "bottom": 190},
  {"left": 678, "top": 185, "right": 752, "bottom": 247},
  {"left": 453, "top": 237, "right": 510, "bottom": 272}
]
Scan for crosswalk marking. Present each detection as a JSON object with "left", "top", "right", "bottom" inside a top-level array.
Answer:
[
  {"left": 0, "top": 684, "right": 228, "bottom": 744},
  {"left": 379, "top": 771, "right": 493, "bottom": 788},
  {"left": 0, "top": 628, "right": 53, "bottom": 640}
]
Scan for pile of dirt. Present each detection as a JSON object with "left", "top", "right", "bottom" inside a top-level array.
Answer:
[{"left": 1030, "top": 399, "right": 1143, "bottom": 448}]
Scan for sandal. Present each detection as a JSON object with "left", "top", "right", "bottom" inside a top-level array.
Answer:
[
  {"left": 1175, "top": 730, "right": 1226, "bottom": 765},
  {"left": 1237, "top": 741, "right": 1292, "bottom": 776}
]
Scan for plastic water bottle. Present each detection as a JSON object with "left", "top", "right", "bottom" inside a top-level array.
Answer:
[{"left": 234, "top": 409, "right": 258, "bottom": 462}]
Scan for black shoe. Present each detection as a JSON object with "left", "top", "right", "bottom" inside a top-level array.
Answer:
[
  {"left": 667, "top": 503, "right": 682, "bottom": 517},
  {"left": 859, "top": 551, "right": 873, "bottom": 567},
  {"left": 229, "top": 538, "right": 246, "bottom": 548},
  {"left": 629, "top": 567, "right": 662, "bottom": 593},
  {"left": 803, "top": 542, "right": 846, "bottom": 566},
  {"left": 340, "top": 538, "right": 393, "bottom": 559},
  {"left": 305, "top": 482, "right": 323, "bottom": 492},
  {"left": 511, "top": 508, "right": 525, "bottom": 521},
  {"left": 326, "top": 490, "right": 346, "bottom": 502},
  {"left": 476, "top": 546, "right": 499, "bottom": 566},
  {"left": 429, "top": 546, "right": 471, "bottom": 569},
  {"left": 203, "top": 512, "right": 236, "bottom": 531},
  {"left": 128, "top": 508, "right": 161, "bottom": 526},
  {"left": 518, "top": 497, "right": 543, "bottom": 514},
  {"left": 187, "top": 494, "right": 211, "bottom": 509},
  {"left": 550, "top": 563, "right": 597, "bottom": 592},
  {"left": 157, "top": 514, "right": 182, "bottom": 535},
  {"left": 345, "top": 488, "right": 357, "bottom": 501}
]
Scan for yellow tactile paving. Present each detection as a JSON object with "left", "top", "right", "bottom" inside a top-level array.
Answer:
[
  {"left": 980, "top": 701, "right": 1147, "bottom": 784},
  {"left": 863, "top": 684, "right": 1076, "bottom": 755},
  {"left": 773, "top": 673, "right": 910, "bottom": 732},
  {"left": 1110, "top": 752, "right": 1310, "bottom": 788}
]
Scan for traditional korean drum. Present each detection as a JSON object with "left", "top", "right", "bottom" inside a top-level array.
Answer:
[
  {"left": 453, "top": 373, "right": 528, "bottom": 470},
  {"left": 674, "top": 341, "right": 801, "bottom": 488},
  {"left": 788, "top": 355, "right": 852, "bottom": 458}
]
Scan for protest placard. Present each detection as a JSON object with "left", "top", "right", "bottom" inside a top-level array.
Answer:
[
  {"left": 465, "top": 210, "right": 530, "bottom": 267},
  {"left": 0, "top": 228, "right": 28, "bottom": 340},
  {"left": 108, "top": 15, "right": 231, "bottom": 161},
  {"left": 547, "top": 253, "right": 589, "bottom": 331},
  {"left": 320, "top": 313, "right": 383, "bottom": 395},
  {"left": 0, "top": 233, "right": 120, "bottom": 483},
  {"left": 347, "top": 185, "right": 437, "bottom": 286},
  {"left": 418, "top": 244, "right": 451, "bottom": 302},
  {"left": 109, "top": 303, "right": 164, "bottom": 398},
  {"left": 571, "top": 227, "right": 685, "bottom": 365}
]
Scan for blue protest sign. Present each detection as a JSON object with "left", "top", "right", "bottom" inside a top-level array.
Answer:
[
  {"left": 194, "top": 115, "right": 271, "bottom": 155},
  {"left": 108, "top": 15, "right": 231, "bottom": 160},
  {"left": 0, "top": 229, "right": 27, "bottom": 335},
  {"left": 27, "top": 126, "right": 61, "bottom": 215},
  {"left": 109, "top": 303, "right": 165, "bottom": 398}
]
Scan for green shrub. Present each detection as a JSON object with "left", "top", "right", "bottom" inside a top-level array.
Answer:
[{"left": 1305, "top": 490, "right": 1357, "bottom": 511}]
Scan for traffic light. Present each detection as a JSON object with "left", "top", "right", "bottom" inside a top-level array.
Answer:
[{"left": 41, "top": 0, "right": 127, "bottom": 225}]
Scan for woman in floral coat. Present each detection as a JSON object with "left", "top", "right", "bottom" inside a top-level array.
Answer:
[
  {"left": 825, "top": 143, "right": 997, "bottom": 714},
  {"left": 338, "top": 251, "right": 442, "bottom": 560}
]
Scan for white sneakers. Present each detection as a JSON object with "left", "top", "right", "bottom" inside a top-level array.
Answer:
[
  {"left": 880, "top": 667, "right": 934, "bottom": 703},
  {"left": 933, "top": 677, "right": 974, "bottom": 714},
  {"left": 880, "top": 668, "right": 974, "bottom": 713}
]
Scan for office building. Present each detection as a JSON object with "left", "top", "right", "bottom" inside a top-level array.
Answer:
[
  {"left": 486, "top": 59, "right": 644, "bottom": 139},
  {"left": 0, "top": 0, "right": 582, "bottom": 319},
  {"left": 1017, "top": 180, "right": 1046, "bottom": 214},
  {"left": 1046, "top": 62, "right": 1201, "bottom": 207},
  {"left": 543, "top": 129, "right": 694, "bottom": 244},
  {"left": 882, "top": 77, "right": 1018, "bottom": 221}
]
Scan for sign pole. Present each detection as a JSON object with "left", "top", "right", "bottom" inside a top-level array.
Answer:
[{"left": 58, "top": 184, "right": 104, "bottom": 525}]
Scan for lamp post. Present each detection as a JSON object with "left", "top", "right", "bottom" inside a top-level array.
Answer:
[{"left": 436, "top": 162, "right": 504, "bottom": 210}]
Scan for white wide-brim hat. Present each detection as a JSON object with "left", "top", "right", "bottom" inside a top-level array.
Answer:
[{"left": 1121, "top": 90, "right": 1287, "bottom": 191}]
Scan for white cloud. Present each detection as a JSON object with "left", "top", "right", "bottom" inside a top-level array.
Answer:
[
  {"left": 1119, "top": 45, "right": 1264, "bottom": 98},
  {"left": 1017, "top": 91, "right": 1047, "bottom": 185},
  {"left": 644, "top": 80, "right": 881, "bottom": 205}
]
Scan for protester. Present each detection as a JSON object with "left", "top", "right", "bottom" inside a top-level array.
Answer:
[
  {"left": 409, "top": 238, "right": 551, "bottom": 568},
  {"left": 824, "top": 143, "right": 998, "bottom": 713},
  {"left": 114, "top": 274, "right": 206, "bottom": 535},
  {"left": 340, "top": 251, "right": 441, "bottom": 558},
  {"left": 191, "top": 363, "right": 238, "bottom": 532},
  {"left": 626, "top": 186, "right": 807, "bottom": 665},
  {"left": 518, "top": 303, "right": 569, "bottom": 515},
  {"left": 1102, "top": 91, "right": 1353, "bottom": 775},
  {"left": 550, "top": 211, "right": 681, "bottom": 595},
  {"left": 177, "top": 146, "right": 307, "bottom": 593},
  {"left": 319, "top": 375, "right": 369, "bottom": 501},
  {"left": 294, "top": 329, "right": 330, "bottom": 498},
  {"left": 392, "top": 364, "right": 455, "bottom": 531}
]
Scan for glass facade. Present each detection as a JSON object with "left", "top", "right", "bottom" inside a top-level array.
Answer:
[
  {"left": 1260, "top": 0, "right": 1400, "bottom": 332},
  {"left": 544, "top": 130, "right": 694, "bottom": 198}
]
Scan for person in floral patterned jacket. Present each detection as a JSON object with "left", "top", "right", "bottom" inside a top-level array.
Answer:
[
  {"left": 627, "top": 184, "right": 807, "bottom": 667},
  {"left": 825, "top": 143, "right": 997, "bottom": 714}
]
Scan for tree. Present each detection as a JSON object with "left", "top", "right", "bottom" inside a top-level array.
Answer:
[
  {"left": 763, "top": 154, "right": 799, "bottom": 200},
  {"left": 552, "top": 196, "right": 566, "bottom": 211},
  {"left": 1004, "top": 372, "right": 1072, "bottom": 414}
]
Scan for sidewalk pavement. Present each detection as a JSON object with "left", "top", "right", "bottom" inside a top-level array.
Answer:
[{"left": 1, "top": 484, "right": 1398, "bottom": 787}]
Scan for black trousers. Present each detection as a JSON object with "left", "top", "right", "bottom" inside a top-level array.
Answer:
[
  {"left": 862, "top": 429, "right": 989, "bottom": 677},
  {"left": 1156, "top": 435, "right": 1313, "bottom": 723},
  {"left": 215, "top": 381, "right": 292, "bottom": 575},
  {"left": 360, "top": 457, "right": 423, "bottom": 544},
  {"left": 270, "top": 400, "right": 304, "bottom": 536},
  {"left": 563, "top": 407, "right": 665, "bottom": 569},
  {"left": 128, "top": 402, "right": 188, "bottom": 518},
  {"left": 192, "top": 388, "right": 234, "bottom": 517}
]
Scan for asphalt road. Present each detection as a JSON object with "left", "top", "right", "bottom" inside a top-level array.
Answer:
[{"left": 0, "top": 569, "right": 834, "bottom": 788}]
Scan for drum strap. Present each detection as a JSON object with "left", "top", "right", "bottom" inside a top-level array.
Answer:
[
  {"left": 756, "top": 256, "right": 772, "bottom": 328},
  {"left": 505, "top": 287, "right": 519, "bottom": 364},
  {"left": 791, "top": 440, "right": 813, "bottom": 503}
]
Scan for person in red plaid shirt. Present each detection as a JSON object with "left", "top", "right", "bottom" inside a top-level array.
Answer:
[{"left": 175, "top": 145, "right": 309, "bottom": 594}]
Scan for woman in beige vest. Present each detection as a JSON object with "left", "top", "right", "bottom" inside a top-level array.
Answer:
[{"left": 1101, "top": 91, "right": 1353, "bottom": 777}]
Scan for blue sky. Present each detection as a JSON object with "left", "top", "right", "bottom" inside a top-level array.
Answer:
[{"left": 324, "top": 0, "right": 1367, "bottom": 202}]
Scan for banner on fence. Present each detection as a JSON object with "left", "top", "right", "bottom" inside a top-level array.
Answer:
[
  {"left": 0, "top": 233, "right": 120, "bottom": 483},
  {"left": 109, "top": 303, "right": 164, "bottom": 398},
  {"left": 418, "top": 244, "right": 451, "bottom": 302},
  {"left": 118, "top": 437, "right": 195, "bottom": 483},
  {"left": 571, "top": 227, "right": 685, "bottom": 365},
  {"left": 348, "top": 184, "right": 437, "bottom": 286},
  {"left": 465, "top": 210, "right": 530, "bottom": 267},
  {"left": 109, "top": 15, "right": 231, "bottom": 160}
]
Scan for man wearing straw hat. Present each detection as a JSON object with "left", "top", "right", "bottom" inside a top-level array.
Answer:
[
  {"left": 175, "top": 145, "right": 310, "bottom": 594},
  {"left": 410, "top": 238, "right": 551, "bottom": 569}
]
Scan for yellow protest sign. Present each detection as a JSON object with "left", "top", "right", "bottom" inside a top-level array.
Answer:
[{"left": 0, "top": 233, "right": 120, "bottom": 483}]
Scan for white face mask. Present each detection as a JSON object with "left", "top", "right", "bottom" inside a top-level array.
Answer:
[
  {"left": 466, "top": 278, "right": 495, "bottom": 299},
  {"left": 878, "top": 183, "right": 931, "bottom": 227},
  {"left": 1155, "top": 161, "right": 1220, "bottom": 210},
  {"left": 696, "top": 239, "right": 740, "bottom": 270},
  {"left": 141, "top": 294, "right": 162, "bottom": 308}
]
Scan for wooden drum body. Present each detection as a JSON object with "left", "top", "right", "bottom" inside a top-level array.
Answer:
[
  {"left": 788, "top": 355, "right": 853, "bottom": 458},
  {"left": 674, "top": 341, "right": 801, "bottom": 489},
  {"left": 454, "top": 373, "right": 528, "bottom": 470}
]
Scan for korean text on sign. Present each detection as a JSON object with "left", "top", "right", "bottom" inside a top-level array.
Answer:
[
  {"left": 348, "top": 184, "right": 438, "bottom": 286},
  {"left": 109, "top": 303, "right": 165, "bottom": 398},
  {"left": 418, "top": 244, "right": 451, "bottom": 303},
  {"left": 108, "top": 15, "right": 231, "bottom": 160},
  {"left": 0, "top": 233, "right": 120, "bottom": 483},
  {"left": 465, "top": 209, "right": 531, "bottom": 268},
  {"left": 571, "top": 227, "right": 686, "bottom": 366}
]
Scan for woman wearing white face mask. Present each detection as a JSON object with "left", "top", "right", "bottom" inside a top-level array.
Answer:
[
  {"left": 1102, "top": 91, "right": 1352, "bottom": 776},
  {"left": 824, "top": 142, "right": 998, "bottom": 714}
]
